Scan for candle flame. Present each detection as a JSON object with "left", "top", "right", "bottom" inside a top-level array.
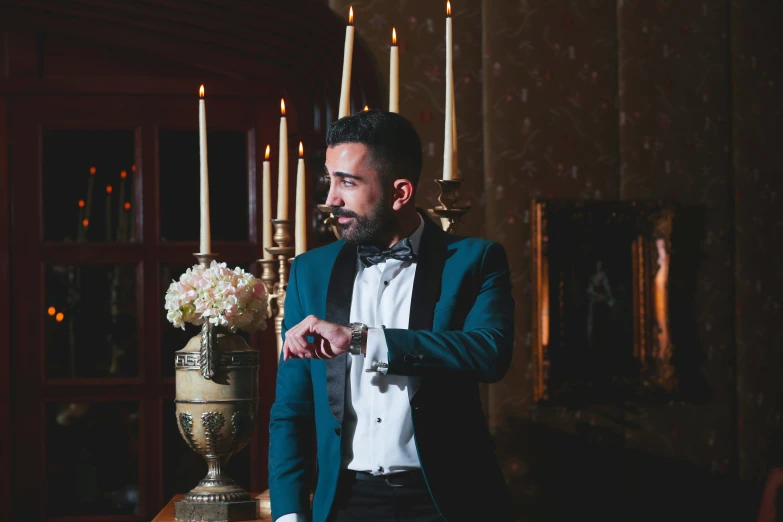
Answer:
[
  {"left": 47, "top": 306, "right": 56, "bottom": 316},
  {"left": 55, "top": 312, "right": 64, "bottom": 322},
  {"left": 364, "top": 105, "right": 369, "bottom": 111},
  {"left": 349, "top": 6, "right": 353, "bottom": 24},
  {"left": 199, "top": 84, "right": 205, "bottom": 98},
  {"left": 447, "top": 0, "right": 451, "bottom": 16},
  {"left": 120, "top": 170, "right": 127, "bottom": 179},
  {"left": 281, "top": 98, "right": 286, "bottom": 116},
  {"left": 82, "top": 218, "right": 89, "bottom": 227},
  {"left": 78, "top": 199, "right": 85, "bottom": 208},
  {"left": 392, "top": 27, "right": 397, "bottom": 45},
  {"left": 299, "top": 142, "right": 304, "bottom": 157},
  {"left": 89, "top": 166, "right": 96, "bottom": 175},
  {"left": 265, "top": 145, "right": 271, "bottom": 160},
  {"left": 106, "top": 185, "right": 113, "bottom": 194},
  {"left": 124, "top": 202, "right": 131, "bottom": 210}
]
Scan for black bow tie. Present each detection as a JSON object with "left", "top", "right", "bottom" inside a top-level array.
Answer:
[{"left": 357, "top": 238, "right": 417, "bottom": 268}]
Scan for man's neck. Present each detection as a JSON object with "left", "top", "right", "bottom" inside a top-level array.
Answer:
[{"left": 380, "top": 210, "right": 421, "bottom": 249}]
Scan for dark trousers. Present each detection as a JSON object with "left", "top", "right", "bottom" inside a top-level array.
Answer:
[{"left": 328, "top": 470, "right": 445, "bottom": 522}]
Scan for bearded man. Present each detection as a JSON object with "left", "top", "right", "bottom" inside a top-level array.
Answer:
[{"left": 269, "top": 110, "right": 515, "bottom": 522}]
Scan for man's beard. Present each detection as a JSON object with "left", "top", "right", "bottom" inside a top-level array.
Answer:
[{"left": 331, "top": 197, "right": 396, "bottom": 244}]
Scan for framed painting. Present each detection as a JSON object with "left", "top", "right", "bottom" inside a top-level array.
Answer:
[{"left": 531, "top": 199, "right": 678, "bottom": 406}]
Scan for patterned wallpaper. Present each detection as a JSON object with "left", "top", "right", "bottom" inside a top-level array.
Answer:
[
  {"left": 328, "top": 0, "right": 485, "bottom": 240},
  {"left": 326, "top": 0, "right": 782, "bottom": 518},
  {"left": 732, "top": 0, "right": 783, "bottom": 480},
  {"left": 617, "top": 0, "right": 735, "bottom": 476}
]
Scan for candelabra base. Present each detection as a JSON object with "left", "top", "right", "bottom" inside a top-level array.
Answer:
[{"left": 174, "top": 498, "right": 256, "bottom": 522}]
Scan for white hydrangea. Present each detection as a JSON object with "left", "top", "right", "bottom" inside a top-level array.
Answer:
[{"left": 164, "top": 261, "right": 269, "bottom": 333}]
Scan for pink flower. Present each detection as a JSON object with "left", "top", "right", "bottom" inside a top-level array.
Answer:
[{"left": 164, "top": 261, "right": 269, "bottom": 333}]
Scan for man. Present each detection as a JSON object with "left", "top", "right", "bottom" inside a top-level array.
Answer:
[{"left": 269, "top": 110, "right": 515, "bottom": 522}]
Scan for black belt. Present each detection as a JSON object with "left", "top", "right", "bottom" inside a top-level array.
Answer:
[{"left": 340, "top": 469, "right": 427, "bottom": 488}]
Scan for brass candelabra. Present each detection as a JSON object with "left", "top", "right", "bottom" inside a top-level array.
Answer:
[
  {"left": 317, "top": 203, "right": 341, "bottom": 240},
  {"left": 256, "top": 220, "right": 295, "bottom": 363},
  {"left": 427, "top": 179, "right": 471, "bottom": 233}
]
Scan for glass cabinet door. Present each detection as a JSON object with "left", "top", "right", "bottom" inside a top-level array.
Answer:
[{"left": 11, "top": 94, "right": 275, "bottom": 521}]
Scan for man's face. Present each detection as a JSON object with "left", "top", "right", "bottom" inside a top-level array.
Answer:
[{"left": 324, "top": 143, "right": 396, "bottom": 244}]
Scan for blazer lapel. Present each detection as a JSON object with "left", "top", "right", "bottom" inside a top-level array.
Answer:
[
  {"left": 325, "top": 241, "right": 358, "bottom": 425},
  {"left": 408, "top": 217, "right": 446, "bottom": 332},
  {"left": 407, "top": 216, "right": 447, "bottom": 401}
]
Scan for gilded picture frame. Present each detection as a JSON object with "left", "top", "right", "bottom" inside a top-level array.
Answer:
[{"left": 531, "top": 199, "right": 677, "bottom": 405}]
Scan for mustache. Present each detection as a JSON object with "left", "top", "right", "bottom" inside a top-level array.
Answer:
[{"left": 330, "top": 207, "right": 358, "bottom": 219}]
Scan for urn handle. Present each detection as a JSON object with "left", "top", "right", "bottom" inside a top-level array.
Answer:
[{"left": 200, "top": 321, "right": 218, "bottom": 380}]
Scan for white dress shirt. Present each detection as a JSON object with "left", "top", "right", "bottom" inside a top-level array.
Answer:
[
  {"left": 343, "top": 215, "right": 423, "bottom": 474},
  {"left": 276, "top": 216, "right": 424, "bottom": 522}
]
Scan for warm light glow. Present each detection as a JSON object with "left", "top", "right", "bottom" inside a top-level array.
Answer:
[
  {"left": 55, "top": 312, "right": 64, "bottom": 322},
  {"left": 47, "top": 306, "right": 56, "bottom": 316},
  {"left": 78, "top": 200, "right": 85, "bottom": 208},
  {"left": 89, "top": 166, "right": 96, "bottom": 175},
  {"left": 199, "top": 84, "right": 205, "bottom": 98},
  {"left": 348, "top": 6, "right": 353, "bottom": 24},
  {"left": 392, "top": 27, "right": 397, "bottom": 45},
  {"left": 265, "top": 145, "right": 271, "bottom": 160},
  {"left": 447, "top": 0, "right": 451, "bottom": 16},
  {"left": 120, "top": 170, "right": 127, "bottom": 179},
  {"left": 299, "top": 142, "right": 304, "bottom": 157},
  {"left": 106, "top": 185, "right": 113, "bottom": 194},
  {"left": 82, "top": 218, "right": 89, "bottom": 227},
  {"left": 124, "top": 202, "right": 131, "bottom": 210},
  {"left": 363, "top": 105, "right": 369, "bottom": 111},
  {"left": 131, "top": 164, "right": 136, "bottom": 172}
]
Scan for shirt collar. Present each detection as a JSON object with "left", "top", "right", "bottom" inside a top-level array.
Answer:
[{"left": 407, "top": 214, "right": 425, "bottom": 257}]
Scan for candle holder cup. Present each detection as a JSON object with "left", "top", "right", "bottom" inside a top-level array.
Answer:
[
  {"left": 427, "top": 179, "right": 471, "bottom": 234},
  {"left": 317, "top": 204, "right": 341, "bottom": 240}
]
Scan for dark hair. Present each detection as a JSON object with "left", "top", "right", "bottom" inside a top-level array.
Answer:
[{"left": 326, "top": 109, "right": 423, "bottom": 189}]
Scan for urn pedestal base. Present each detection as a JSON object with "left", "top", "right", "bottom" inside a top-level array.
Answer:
[{"left": 174, "top": 498, "right": 257, "bottom": 522}]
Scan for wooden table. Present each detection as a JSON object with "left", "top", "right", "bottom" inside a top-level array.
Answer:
[{"left": 152, "top": 493, "right": 271, "bottom": 522}]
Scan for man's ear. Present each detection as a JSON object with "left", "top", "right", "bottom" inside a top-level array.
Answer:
[{"left": 391, "top": 179, "right": 415, "bottom": 210}]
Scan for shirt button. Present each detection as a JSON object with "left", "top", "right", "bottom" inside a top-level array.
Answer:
[
  {"left": 376, "top": 418, "right": 382, "bottom": 423},
  {"left": 383, "top": 280, "right": 389, "bottom": 286},
  {"left": 378, "top": 466, "right": 384, "bottom": 473},
  {"left": 381, "top": 325, "right": 386, "bottom": 329},
  {"left": 334, "top": 427, "right": 341, "bottom": 436}
]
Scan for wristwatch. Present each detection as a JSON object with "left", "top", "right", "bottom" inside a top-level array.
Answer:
[{"left": 349, "top": 322, "right": 368, "bottom": 355}]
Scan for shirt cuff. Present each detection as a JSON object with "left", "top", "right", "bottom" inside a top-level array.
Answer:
[
  {"left": 276, "top": 513, "right": 307, "bottom": 522},
  {"left": 362, "top": 328, "right": 389, "bottom": 374}
]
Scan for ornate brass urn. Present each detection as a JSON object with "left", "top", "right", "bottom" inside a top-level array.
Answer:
[{"left": 173, "top": 325, "right": 258, "bottom": 520}]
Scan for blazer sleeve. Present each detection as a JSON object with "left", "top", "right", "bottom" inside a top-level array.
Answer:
[
  {"left": 382, "top": 241, "right": 515, "bottom": 383},
  {"left": 268, "top": 258, "right": 314, "bottom": 520}
]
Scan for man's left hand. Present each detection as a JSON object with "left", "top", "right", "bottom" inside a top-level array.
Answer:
[{"left": 283, "top": 315, "right": 352, "bottom": 361}]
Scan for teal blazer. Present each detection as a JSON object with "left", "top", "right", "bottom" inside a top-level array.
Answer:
[{"left": 269, "top": 216, "right": 515, "bottom": 522}]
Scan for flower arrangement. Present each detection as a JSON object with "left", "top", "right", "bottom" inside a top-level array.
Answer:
[{"left": 164, "top": 260, "right": 269, "bottom": 333}]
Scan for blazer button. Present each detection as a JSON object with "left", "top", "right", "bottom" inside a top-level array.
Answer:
[{"left": 334, "top": 427, "right": 341, "bottom": 436}]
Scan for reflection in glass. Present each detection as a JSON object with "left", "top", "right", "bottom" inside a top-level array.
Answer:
[
  {"left": 42, "top": 130, "right": 136, "bottom": 242},
  {"left": 45, "top": 264, "right": 138, "bottom": 379},
  {"left": 159, "top": 130, "right": 249, "bottom": 243},
  {"left": 45, "top": 401, "right": 140, "bottom": 517},
  {"left": 162, "top": 399, "right": 250, "bottom": 502}
]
